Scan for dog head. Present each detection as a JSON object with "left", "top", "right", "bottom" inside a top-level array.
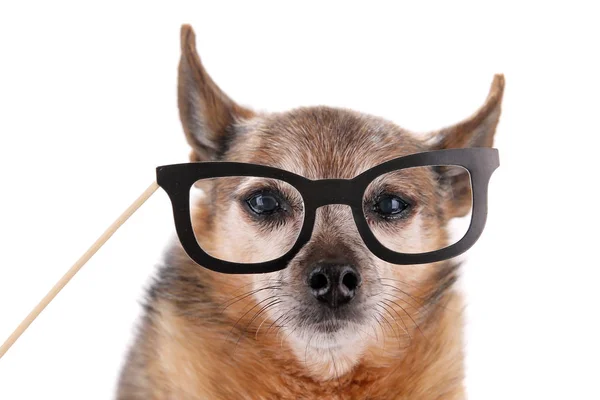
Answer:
[{"left": 177, "top": 25, "right": 503, "bottom": 378}]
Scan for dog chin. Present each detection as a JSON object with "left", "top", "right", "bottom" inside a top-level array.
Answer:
[
  {"left": 291, "top": 321, "right": 365, "bottom": 350},
  {"left": 285, "top": 321, "right": 368, "bottom": 380}
]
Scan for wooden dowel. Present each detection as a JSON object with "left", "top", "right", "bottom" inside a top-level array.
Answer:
[{"left": 0, "top": 181, "right": 160, "bottom": 359}]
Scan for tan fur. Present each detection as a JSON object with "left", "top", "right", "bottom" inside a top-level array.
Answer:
[
  {"left": 119, "top": 216, "right": 464, "bottom": 400},
  {"left": 117, "top": 25, "right": 503, "bottom": 399}
]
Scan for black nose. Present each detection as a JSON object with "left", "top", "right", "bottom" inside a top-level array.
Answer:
[{"left": 308, "top": 263, "right": 361, "bottom": 308}]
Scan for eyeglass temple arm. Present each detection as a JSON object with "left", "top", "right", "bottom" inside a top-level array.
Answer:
[{"left": 0, "top": 181, "right": 160, "bottom": 360}]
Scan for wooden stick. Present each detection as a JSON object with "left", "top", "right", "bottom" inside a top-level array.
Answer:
[{"left": 0, "top": 181, "right": 160, "bottom": 359}]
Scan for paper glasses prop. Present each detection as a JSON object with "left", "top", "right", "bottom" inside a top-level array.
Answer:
[{"left": 0, "top": 147, "right": 499, "bottom": 357}]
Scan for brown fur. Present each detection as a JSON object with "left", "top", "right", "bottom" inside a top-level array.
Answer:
[{"left": 117, "top": 25, "right": 504, "bottom": 399}]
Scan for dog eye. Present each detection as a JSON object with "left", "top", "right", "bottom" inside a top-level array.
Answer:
[
  {"left": 246, "top": 192, "right": 281, "bottom": 215},
  {"left": 373, "top": 195, "right": 409, "bottom": 218}
]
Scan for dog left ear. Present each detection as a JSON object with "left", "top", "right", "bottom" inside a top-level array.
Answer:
[
  {"left": 177, "top": 24, "right": 255, "bottom": 161},
  {"left": 430, "top": 74, "right": 505, "bottom": 150},
  {"left": 429, "top": 75, "right": 505, "bottom": 218}
]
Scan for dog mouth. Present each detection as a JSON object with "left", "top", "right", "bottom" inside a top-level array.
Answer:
[
  {"left": 310, "top": 317, "right": 352, "bottom": 333},
  {"left": 290, "top": 315, "right": 368, "bottom": 351},
  {"left": 271, "top": 291, "right": 376, "bottom": 350},
  {"left": 295, "top": 302, "right": 368, "bottom": 336}
]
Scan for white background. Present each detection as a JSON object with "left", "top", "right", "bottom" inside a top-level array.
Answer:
[{"left": 1, "top": 1, "right": 599, "bottom": 399}]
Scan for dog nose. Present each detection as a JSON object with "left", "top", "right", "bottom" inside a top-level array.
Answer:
[{"left": 308, "top": 263, "right": 361, "bottom": 308}]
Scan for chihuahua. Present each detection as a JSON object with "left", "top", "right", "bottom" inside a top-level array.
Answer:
[{"left": 117, "top": 24, "right": 504, "bottom": 399}]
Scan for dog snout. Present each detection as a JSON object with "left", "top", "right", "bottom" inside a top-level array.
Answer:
[{"left": 308, "top": 263, "right": 361, "bottom": 308}]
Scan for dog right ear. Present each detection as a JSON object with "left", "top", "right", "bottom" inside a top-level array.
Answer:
[{"left": 177, "top": 25, "right": 254, "bottom": 161}]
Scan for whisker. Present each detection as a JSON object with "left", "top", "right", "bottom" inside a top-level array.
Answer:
[
  {"left": 281, "top": 317, "right": 303, "bottom": 348},
  {"left": 234, "top": 299, "right": 281, "bottom": 349},
  {"left": 379, "top": 279, "right": 457, "bottom": 313},
  {"left": 273, "top": 309, "right": 300, "bottom": 341},
  {"left": 382, "top": 295, "right": 426, "bottom": 341},
  {"left": 255, "top": 307, "right": 284, "bottom": 340},
  {"left": 219, "top": 280, "right": 275, "bottom": 303},
  {"left": 369, "top": 316, "right": 380, "bottom": 343},
  {"left": 304, "top": 332, "right": 315, "bottom": 368},
  {"left": 249, "top": 300, "right": 282, "bottom": 339},
  {"left": 230, "top": 297, "right": 284, "bottom": 358},
  {"left": 379, "top": 277, "right": 427, "bottom": 293},
  {"left": 380, "top": 298, "right": 412, "bottom": 341},
  {"left": 379, "top": 283, "right": 427, "bottom": 309},
  {"left": 371, "top": 310, "right": 387, "bottom": 350},
  {"left": 220, "top": 285, "right": 282, "bottom": 310},
  {"left": 228, "top": 295, "right": 280, "bottom": 343},
  {"left": 329, "top": 348, "right": 342, "bottom": 388},
  {"left": 374, "top": 303, "right": 400, "bottom": 344},
  {"left": 266, "top": 311, "right": 294, "bottom": 338},
  {"left": 379, "top": 302, "right": 409, "bottom": 347},
  {"left": 380, "top": 290, "right": 425, "bottom": 314}
]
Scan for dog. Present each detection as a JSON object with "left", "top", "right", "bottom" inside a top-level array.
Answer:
[{"left": 117, "top": 24, "right": 504, "bottom": 399}]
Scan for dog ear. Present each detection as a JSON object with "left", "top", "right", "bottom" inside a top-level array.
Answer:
[
  {"left": 178, "top": 24, "right": 254, "bottom": 161},
  {"left": 429, "top": 75, "right": 504, "bottom": 218},
  {"left": 430, "top": 74, "right": 504, "bottom": 150}
]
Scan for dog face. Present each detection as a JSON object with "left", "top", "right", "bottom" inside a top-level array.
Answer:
[{"left": 177, "top": 25, "right": 503, "bottom": 377}]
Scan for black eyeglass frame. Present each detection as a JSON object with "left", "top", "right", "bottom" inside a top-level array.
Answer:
[{"left": 156, "top": 148, "right": 499, "bottom": 274}]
